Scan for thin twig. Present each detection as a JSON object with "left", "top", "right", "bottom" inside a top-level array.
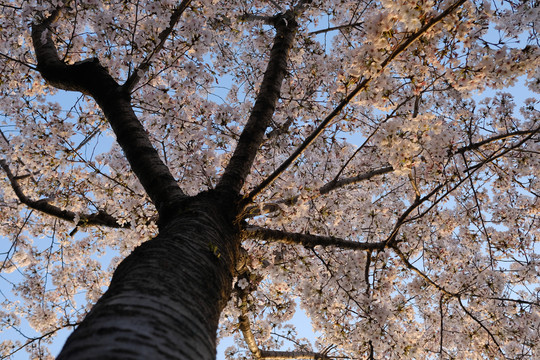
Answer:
[
  {"left": 0, "top": 52, "right": 37, "bottom": 70},
  {"left": 0, "top": 159, "right": 123, "bottom": 228},
  {"left": 244, "top": 225, "right": 385, "bottom": 251},
  {"left": 122, "top": 0, "right": 193, "bottom": 93},
  {"left": 309, "top": 22, "right": 363, "bottom": 35},
  {"left": 247, "top": 0, "right": 468, "bottom": 201},
  {"left": 457, "top": 295, "right": 506, "bottom": 357}
]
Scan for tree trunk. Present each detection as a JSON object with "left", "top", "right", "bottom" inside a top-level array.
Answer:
[{"left": 57, "top": 191, "right": 240, "bottom": 360}]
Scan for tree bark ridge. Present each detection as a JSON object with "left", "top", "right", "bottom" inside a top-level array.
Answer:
[{"left": 57, "top": 192, "right": 240, "bottom": 360}]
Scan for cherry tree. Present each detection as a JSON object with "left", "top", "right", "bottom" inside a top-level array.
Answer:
[{"left": 0, "top": 0, "right": 538, "bottom": 358}]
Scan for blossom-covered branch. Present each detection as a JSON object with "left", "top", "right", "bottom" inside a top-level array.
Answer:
[
  {"left": 217, "top": 11, "right": 299, "bottom": 195},
  {"left": 321, "top": 126, "right": 538, "bottom": 196},
  {"left": 319, "top": 166, "right": 394, "bottom": 194},
  {"left": 0, "top": 159, "right": 123, "bottom": 229},
  {"left": 309, "top": 22, "right": 364, "bottom": 35},
  {"left": 0, "top": 321, "right": 79, "bottom": 359},
  {"left": 243, "top": 165, "right": 394, "bottom": 219},
  {"left": 392, "top": 246, "right": 454, "bottom": 295},
  {"left": 393, "top": 245, "right": 507, "bottom": 357},
  {"left": 381, "top": 145, "right": 513, "bottom": 248},
  {"left": 236, "top": 269, "right": 332, "bottom": 360},
  {"left": 236, "top": 274, "right": 262, "bottom": 359},
  {"left": 259, "top": 350, "right": 332, "bottom": 359},
  {"left": 456, "top": 295, "right": 505, "bottom": 357},
  {"left": 407, "top": 129, "right": 540, "bottom": 225},
  {"left": 247, "top": 0, "right": 468, "bottom": 201},
  {"left": 31, "top": 6, "right": 186, "bottom": 213},
  {"left": 244, "top": 225, "right": 385, "bottom": 251},
  {"left": 251, "top": 125, "right": 539, "bottom": 219},
  {"left": 457, "top": 128, "right": 540, "bottom": 154},
  {"left": 122, "top": 0, "right": 192, "bottom": 93}
]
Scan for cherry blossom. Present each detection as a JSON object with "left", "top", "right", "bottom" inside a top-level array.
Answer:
[{"left": 0, "top": 0, "right": 538, "bottom": 359}]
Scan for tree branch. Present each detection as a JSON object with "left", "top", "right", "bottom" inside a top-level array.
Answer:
[
  {"left": 260, "top": 350, "right": 331, "bottom": 359},
  {"left": 392, "top": 245, "right": 455, "bottom": 296},
  {"left": 31, "top": 6, "right": 186, "bottom": 213},
  {"left": 0, "top": 322, "right": 79, "bottom": 359},
  {"left": 236, "top": 269, "right": 332, "bottom": 360},
  {"left": 244, "top": 225, "right": 385, "bottom": 251},
  {"left": 321, "top": 94, "right": 417, "bottom": 190},
  {"left": 0, "top": 51, "right": 37, "bottom": 70},
  {"left": 247, "top": 0, "right": 468, "bottom": 201},
  {"left": 244, "top": 124, "right": 537, "bottom": 220},
  {"left": 327, "top": 126, "right": 539, "bottom": 196},
  {"left": 309, "top": 22, "right": 363, "bottom": 35},
  {"left": 393, "top": 243, "right": 508, "bottom": 357},
  {"left": 242, "top": 165, "right": 393, "bottom": 219},
  {"left": 217, "top": 11, "right": 299, "bottom": 195},
  {"left": 237, "top": 276, "right": 262, "bottom": 359},
  {"left": 380, "top": 0, "right": 467, "bottom": 69},
  {"left": 246, "top": 75, "right": 371, "bottom": 201},
  {"left": 122, "top": 0, "right": 192, "bottom": 93},
  {"left": 390, "top": 130, "right": 536, "bottom": 238},
  {"left": 249, "top": 129, "right": 521, "bottom": 251},
  {"left": 456, "top": 295, "right": 506, "bottom": 357},
  {"left": 319, "top": 166, "right": 394, "bottom": 194},
  {"left": 457, "top": 128, "right": 539, "bottom": 154},
  {"left": 238, "top": 13, "right": 276, "bottom": 25},
  {"left": 0, "top": 159, "right": 123, "bottom": 229}
]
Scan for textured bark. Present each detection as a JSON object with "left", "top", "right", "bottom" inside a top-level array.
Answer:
[
  {"left": 217, "top": 12, "right": 298, "bottom": 195},
  {"left": 93, "top": 90, "right": 187, "bottom": 212},
  {"left": 57, "top": 191, "right": 240, "bottom": 360},
  {"left": 32, "top": 11, "right": 242, "bottom": 360}
]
